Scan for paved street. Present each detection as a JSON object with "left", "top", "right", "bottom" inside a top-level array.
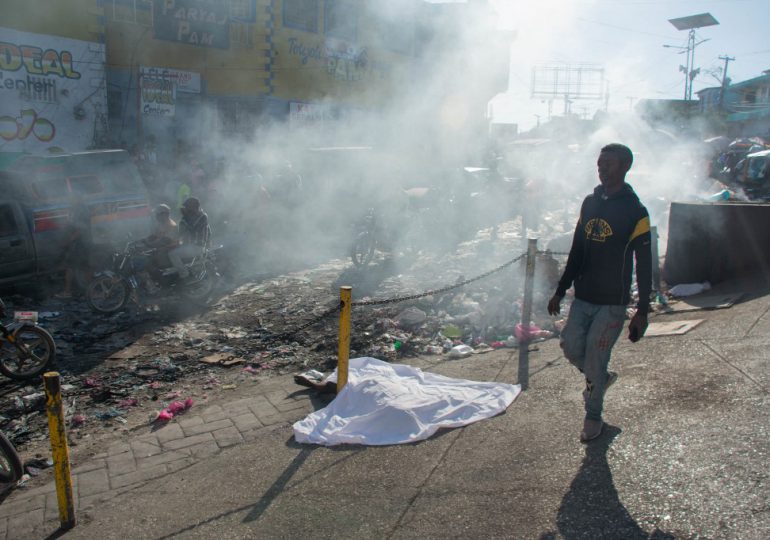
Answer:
[{"left": 1, "top": 278, "right": 768, "bottom": 539}]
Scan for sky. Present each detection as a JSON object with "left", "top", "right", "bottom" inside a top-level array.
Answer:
[{"left": 468, "top": 0, "right": 770, "bottom": 131}]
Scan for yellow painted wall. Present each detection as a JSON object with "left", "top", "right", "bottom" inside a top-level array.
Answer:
[
  {"left": 1, "top": 0, "right": 103, "bottom": 42},
  {"left": 105, "top": 0, "right": 271, "bottom": 97},
  {"left": 271, "top": 0, "right": 414, "bottom": 108}
]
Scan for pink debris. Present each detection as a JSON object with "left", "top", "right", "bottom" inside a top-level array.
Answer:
[
  {"left": 83, "top": 377, "right": 100, "bottom": 388},
  {"left": 514, "top": 323, "right": 542, "bottom": 342},
  {"left": 70, "top": 414, "right": 86, "bottom": 427},
  {"left": 118, "top": 398, "right": 138, "bottom": 408},
  {"left": 154, "top": 409, "right": 174, "bottom": 422},
  {"left": 162, "top": 398, "right": 194, "bottom": 417},
  {"left": 165, "top": 391, "right": 182, "bottom": 400},
  {"left": 242, "top": 366, "right": 259, "bottom": 374}
]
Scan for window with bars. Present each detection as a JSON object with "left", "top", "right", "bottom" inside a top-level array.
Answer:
[
  {"left": 230, "top": 0, "right": 256, "bottom": 22},
  {"left": 282, "top": 0, "right": 319, "bottom": 33},
  {"left": 112, "top": 0, "right": 151, "bottom": 26},
  {"left": 230, "top": 22, "right": 254, "bottom": 48},
  {"left": 324, "top": 0, "right": 357, "bottom": 42}
]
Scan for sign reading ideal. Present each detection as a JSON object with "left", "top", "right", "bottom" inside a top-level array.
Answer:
[
  {"left": 153, "top": 0, "right": 230, "bottom": 49},
  {"left": 0, "top": 27, "right": 107, "bottom": 152}
]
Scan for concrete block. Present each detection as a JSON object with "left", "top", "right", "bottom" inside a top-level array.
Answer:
[
  {"left": 162, "top": 432, "right": 215, "bottom": 451},
  {"left": 182, "top": 418, "right": 233, "bottom": 436}
]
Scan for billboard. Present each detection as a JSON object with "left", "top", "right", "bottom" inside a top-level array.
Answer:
[
  {"left": 0, "top": 27, "right": 107, "bottom": 152},
  {"left": 153, "top": 0, "right": 230, "bottom": 49}
]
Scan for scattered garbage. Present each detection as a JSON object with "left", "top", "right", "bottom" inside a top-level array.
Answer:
[
  {"left": 2, "top": 215, "right": 574, "bottom": 453},
  {"left": 396, "top": 307, "right": 427, "bottom": 327},
  {"left": 668, "top": 281, "right": 712, "bottom": 297},
  {"left": 448, "top": 344, "right": 474, "bottom": 359}
]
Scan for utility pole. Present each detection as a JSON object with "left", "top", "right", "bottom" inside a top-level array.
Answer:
[{"left": 718, "top": 54, "right": 735, "bottom": 108}]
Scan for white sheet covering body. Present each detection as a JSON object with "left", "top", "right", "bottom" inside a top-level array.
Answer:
[{"left": 293, "top": 357, "right": 521, "bottom": 446}]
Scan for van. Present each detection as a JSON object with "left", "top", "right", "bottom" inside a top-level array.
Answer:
[{"left": 0, "top": 149, "right": 151, "bottom": 288}]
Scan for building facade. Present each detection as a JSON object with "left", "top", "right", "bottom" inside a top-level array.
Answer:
[
  {"left": 1, "top": 0, "right": 511, "bottom": 168},
  {"left": 696, "top": 70, "right": 770, "bottom": 138},
  {"left": 0, "top": 0, "right": 108, "bottom": 154}
]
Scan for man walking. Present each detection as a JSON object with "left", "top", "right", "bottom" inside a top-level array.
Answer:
[{"left": 547, "top": 143, "right": 651, "bottom": 442}]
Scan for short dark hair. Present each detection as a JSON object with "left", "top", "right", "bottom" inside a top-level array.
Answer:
[{"left": 601, "top": 143, "right": 634, "bottom": 171}]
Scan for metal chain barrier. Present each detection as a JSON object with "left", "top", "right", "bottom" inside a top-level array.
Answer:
[
  {"left": 537, "top": 250, "right": 570, "bottom": 256},
  {"left": 351, "top": 252, "right": 528, "bottom": 307}
]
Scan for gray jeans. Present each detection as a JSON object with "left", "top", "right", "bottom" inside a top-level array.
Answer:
[
  {"left": 168, "top": 244, "right": 203, "bottom": 279},
  {"left": 560, "top": 299, "right": 626, "bottom": 421}
]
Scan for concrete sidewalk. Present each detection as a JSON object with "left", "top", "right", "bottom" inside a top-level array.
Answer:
[{"left": 2, "top": 281, "right": 769, "bottom": 539}]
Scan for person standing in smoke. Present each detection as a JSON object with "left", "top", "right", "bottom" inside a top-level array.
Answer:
[
  {"left": 57, "top": 196, "right": 93, "bottom": 299},
  {"left": 547, "top": 143, "right": 651, "bottom": 443},
  {"left": 169, "top": 197, "right": 210, "bottom": 281}
]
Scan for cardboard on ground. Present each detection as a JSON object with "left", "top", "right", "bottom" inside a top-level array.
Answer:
[
  {"left": 645, "top": 319, "right": 704, "bottom": 337},
  {"left": 667, "top": 293, "right": 744, "bottom": 313}
]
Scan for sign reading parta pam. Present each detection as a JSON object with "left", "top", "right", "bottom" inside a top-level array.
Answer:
[
  {"left": 0, "top": 27, "right": 107, "bottom": 152},
  {"left": 153, "top": 0, "right": 230, "bottom": 49}
]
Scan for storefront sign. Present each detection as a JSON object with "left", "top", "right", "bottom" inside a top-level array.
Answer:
[
  {"left": 153, "top": 0, "right": 230, "bottom": 49},
  {"left": 289, "top": 101, "right": 335, "bottom": 128},
  {"left": 140, "top": 66, "right": 176, "bottom": 117},
  {"left": 141, "top": 66, "right": 200, "bottom": 94},
  {"left": 0, "top": 27, "right": 106, "bottom": 152}
]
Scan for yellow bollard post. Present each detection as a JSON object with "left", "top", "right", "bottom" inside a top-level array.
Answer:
[
  {"left": 337, "top": 286, "right": 352, "bottom": 393},
  {"left": 44, "top": 372, "right": 76, "bottom": 530}
]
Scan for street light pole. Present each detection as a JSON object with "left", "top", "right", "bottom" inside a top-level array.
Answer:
[{"left": 666, "top": 13, "right": 719, "bottom": 101}]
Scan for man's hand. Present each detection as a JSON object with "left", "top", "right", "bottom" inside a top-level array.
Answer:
[
  {"left": 628, "top": 312, "right": 648, "bottom": 342},
  {"left": 547, "top": 294, "right": 562, "bottom": 316}
]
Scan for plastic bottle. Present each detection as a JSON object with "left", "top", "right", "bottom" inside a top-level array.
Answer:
[{"left": 707, "top": 189, "right": 730, "bottom": 202}]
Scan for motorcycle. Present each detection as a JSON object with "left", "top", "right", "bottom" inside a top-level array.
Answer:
[
  {"left": 85, "top": 241, "right": 221, "bottom": 314},
  {"left": 0, "top": 298, "right": 56, "bottom": 381},
  {"left": 350, "top": 187, "right": 460, "bottom": 268},
  {"left": 0, "top": 429, "right": 22, "bottom": 485}
]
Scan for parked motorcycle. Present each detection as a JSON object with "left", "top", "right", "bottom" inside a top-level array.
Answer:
[
  {"left": 0, "top": 429, "right": 23, "bottom": 485},
  {"left": 0, "top": 298, "right": 56, "bottom": 381},
  {"left": 85, "top": 241, "right": 221, "bottom": 314},
  {"left": 350, "top": 187, "right": 460, "bottom": 267}
]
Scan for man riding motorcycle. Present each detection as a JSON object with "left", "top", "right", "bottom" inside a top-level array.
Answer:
[{"left": 136, "top": 204, "right": 179, "bottom": 293}]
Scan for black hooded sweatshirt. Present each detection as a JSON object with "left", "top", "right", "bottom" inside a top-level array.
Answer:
[{"left": 555, "top": 183, "right": 652, "bottom": 315}]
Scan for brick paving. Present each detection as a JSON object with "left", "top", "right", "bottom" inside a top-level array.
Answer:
[{"left": 0, "top": 379, "right": 315, "bottom": 540}]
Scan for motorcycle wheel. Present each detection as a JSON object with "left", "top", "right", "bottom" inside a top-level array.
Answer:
[
  {"left": 0, "top": 325, "right": 56, "bottom": 381},
  {"left": 351, "top": 231, "right": 376, "bottom": 268},
  {"left": 182, "top": 263, "right": 216, "bottom": 301},
  {"left": 86, "top": 275, "right": 130, "bottom": 314},
  {"left": 0, "top": 431, "right": 23, "bottom": 484}
]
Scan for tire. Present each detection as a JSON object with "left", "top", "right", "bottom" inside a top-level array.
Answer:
[
  {"left": 0, "top": 325, "right": 56, "bottom": 381},
  {"left": 86, "top": 275, "right": 130, "bottom": 314},
  {"left": 351, "top": 231, "right": 376, "bottom": 268},
  {"left": 0, "top": 432, "right": 23, "bottom": 484},
  {"left": 182, "top": 262, "right": 216, "bottom": 301}
]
